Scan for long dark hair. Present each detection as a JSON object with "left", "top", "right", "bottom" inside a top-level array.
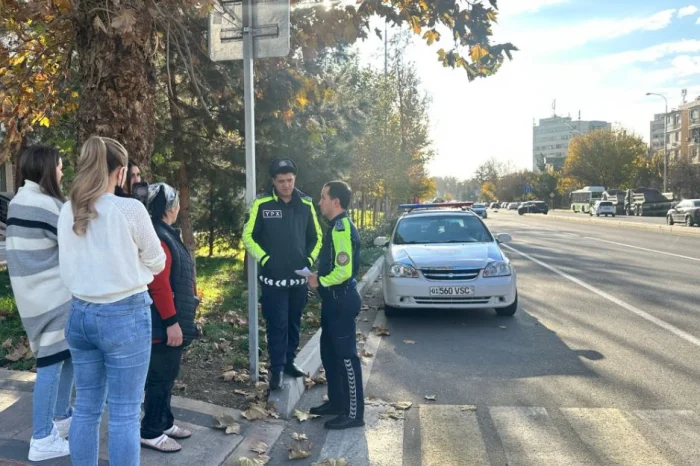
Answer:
[{"left": 17, "top": 145, "right": 64, "bottom": 202}]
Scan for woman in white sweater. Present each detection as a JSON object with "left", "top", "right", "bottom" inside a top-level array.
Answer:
[
  {"left": 57, "top": 136, "right": 166, "bottom": 466},
  {"left": 6, "top": 146, "right": 73, "bottom": 461}
]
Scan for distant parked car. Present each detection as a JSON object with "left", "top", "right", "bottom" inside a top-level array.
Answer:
[
  {"left": 507, "top": 203, "right": 519, "bottom": 210},
  {"left": 518, "top": 201, "right": 549, "bottom": 215},
  {"left": 472, "top": 203, "right": 488, "bottom": 219},
  {"left": 590, "top": 200, "right": 615, "bottom": 217},
  {"left": 666, "top": 199, "right": 700, "bottom": 226},
  {"left": 490, "top": 202, "right": 500, "bottom": 209}
]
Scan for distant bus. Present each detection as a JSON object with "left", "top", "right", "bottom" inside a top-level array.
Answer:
[{"left": 570, "top": 186, "right": 605, "bottom": 213}]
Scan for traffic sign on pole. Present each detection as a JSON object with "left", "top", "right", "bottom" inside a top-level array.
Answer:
[{"left": 208, "top": 0, "right": 291, "bottom": 381}]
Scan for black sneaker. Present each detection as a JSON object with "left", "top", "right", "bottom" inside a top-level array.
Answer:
[
  {"left": 324, "top": 414, "right": 365, "bottom": 430},
  {"left": 269, "top": 370, "right": 283, "bottom": 390},
  {"left": 284, "top": 362, "right": 306, "bottom": 378},
  {"left": 309, "top": 402, "right": 345, "bottom": 416}
]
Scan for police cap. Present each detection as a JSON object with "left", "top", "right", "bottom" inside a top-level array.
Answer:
[{"left": 269, "top": 158, "right": 297, "bottom": 177}]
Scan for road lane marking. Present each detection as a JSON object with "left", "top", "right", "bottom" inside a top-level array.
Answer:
[
  {"left": 561, "top": 408, "right": 671, "bottom": 466},
  {"left": 502, "top": 244, "right": 700, "bottom": 350},
  {"left": 631, "top": 410, "right": 700, "bottom": 465},
  {"left": 490, "top": 407, "right": 587, "bottom": 466},
  {"left": 420, "top": 404, "right": 489, "bottom": 466},
  {"left": 581, "top": 237, "right": 700, "bottom": 262},
  {"left": 318, "top": 404, "right": 404, "bottom": 466}
]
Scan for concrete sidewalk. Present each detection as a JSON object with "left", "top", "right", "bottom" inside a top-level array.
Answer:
[{"left": 0, "top": 369, "right": 284, "bottom": 465}]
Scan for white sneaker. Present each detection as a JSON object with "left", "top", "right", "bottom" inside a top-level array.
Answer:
[
  {"left": 54, "top": 416, "right": 71, "bottom": 439},
  {"left": 28, "top": 428, "right": 70, "bottom": 461}
]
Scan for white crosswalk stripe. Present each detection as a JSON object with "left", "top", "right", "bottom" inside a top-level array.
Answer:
[{"left": 313, "top": 404, "right": 700, "bottom": 465}]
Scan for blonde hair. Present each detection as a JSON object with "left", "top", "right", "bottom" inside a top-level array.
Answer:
[{"left": 70, "top": 136, "right": 128, "bottom": 235}]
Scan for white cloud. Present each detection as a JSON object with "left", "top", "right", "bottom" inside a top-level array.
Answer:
[
  {"left": 512, "top": 9, "right": 677, "bottom": 53},
  {"left": 678, "top": 5, "right": 698, "bottom": 18},
  {"left": 697, "top": 16, "right": 700, "bottom": 24}
]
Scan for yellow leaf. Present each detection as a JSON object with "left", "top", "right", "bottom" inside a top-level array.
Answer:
[
  {"left": 39, "top": 116, "right": 50, "bottom": 128},
  {"left": 470, "top": 44, "right": 488, "bottom": 63},
  {"left": 422, "top": 30, "right": 440, "bottom": 46},
  {"left": 9, "top": 55, "right": 26, "bottom": 66}
]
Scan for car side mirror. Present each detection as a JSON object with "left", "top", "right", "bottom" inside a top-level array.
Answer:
[
  {"left": 374, "top": 236, "right": 389, "bottom": 247},
  {"left": 496, "top": 233, "right": 512, "bottom": 244}
]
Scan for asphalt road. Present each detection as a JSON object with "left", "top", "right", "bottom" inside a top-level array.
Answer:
[
  {"left": 267, "top": 214, "right": 700, "bottom": 465},
  {"left": 509, "top": 207, "right": 669, "bottom": 225}
]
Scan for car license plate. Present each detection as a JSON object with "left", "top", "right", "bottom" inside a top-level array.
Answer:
[{"left": 429, "top": 286, "right": 474, "bottom": 296}]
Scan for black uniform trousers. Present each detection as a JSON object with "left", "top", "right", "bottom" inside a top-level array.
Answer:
[
  {"left": 260, "top": 284, "right": 308, "bottom": 371},
  {"left": 320, "top": 286, "right": 364, "bottom": 421},
  {"left": 141, "top": 344, "right": 183, "bottom": 439}
]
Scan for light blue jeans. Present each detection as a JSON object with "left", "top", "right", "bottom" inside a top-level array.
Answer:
[
  {"left": 64, "top": 292, "right": 152, "bottom": 466},
  {"left": 33, "top": 358, "right": 74, "bottom": 439}
]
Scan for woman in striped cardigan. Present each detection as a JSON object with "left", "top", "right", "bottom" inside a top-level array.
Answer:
[{"left": 6, "top": 146, "right": 73, "bottom": 462}]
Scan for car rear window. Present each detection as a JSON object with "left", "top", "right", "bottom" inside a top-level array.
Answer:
[
  {"left": 599, "top": 201, "right": 613, "bottom": 206},
  {"left": 694, "top": 201, "right": 700, "bottom": 207},
  {"left": 393, "top": 215, "right": 493, "bottom": 245}
]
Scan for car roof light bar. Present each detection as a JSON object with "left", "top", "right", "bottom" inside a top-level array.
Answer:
[{"left": 398, "top": 202, "right": 475, "bottom": 212}]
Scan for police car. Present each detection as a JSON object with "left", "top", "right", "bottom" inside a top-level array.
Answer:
[{"left": 374, "top": 203, "right": 518, "bottom": 317}]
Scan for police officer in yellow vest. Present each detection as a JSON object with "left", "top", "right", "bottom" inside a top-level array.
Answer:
[
  {"left": 307, "top": 181, "right": 364, "bottom": 430},
  {"left": 243, "top": 159, "right": 322, "bottom": 390}
]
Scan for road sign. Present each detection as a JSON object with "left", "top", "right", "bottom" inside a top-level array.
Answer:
[
  {"left": 524, "top": 186, "right": 532, "bottom": 194},
  {"left": 208, "top": 0, "right": 290, "bottom": 60},
  {"left": 208, "top": 0, "right": 291, "bottom": 381},
  {"left": 549, "top": 192, "right": 555, "bottom": 199}
]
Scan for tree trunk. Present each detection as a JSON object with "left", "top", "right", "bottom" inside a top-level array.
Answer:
[
  {"left": 74, "top": 1, "right": 156, "bottom": 169},
  {"left": 167, "top": 71, "right": 197, "bottom": 273},
  {"left": 361, "top": 191, "right": 366, "bottom": 229},
  {"left": 208, "top": 173, "right": 215, "bottom": 258}
]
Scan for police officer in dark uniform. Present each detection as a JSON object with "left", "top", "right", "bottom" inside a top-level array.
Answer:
[
  {"left": 307, "top": 181, "right": 364, "bottom": 430},
  {"left": 243, "top": 159, "right": 323, "bottom": 390}
]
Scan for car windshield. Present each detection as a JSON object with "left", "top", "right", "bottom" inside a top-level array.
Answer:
[
  {"left": 393, "top": 214, "right": 493, "bottom": 245},
  {"left": 694, "top": 200, "right": 700, "bottom": 207}
]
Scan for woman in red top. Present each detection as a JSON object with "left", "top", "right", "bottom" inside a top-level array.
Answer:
[{"left": 140, "top": 183, "right": 199, "bottom": 453}]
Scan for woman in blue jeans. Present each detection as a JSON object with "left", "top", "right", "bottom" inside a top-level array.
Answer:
[
  {"left": 6, "top": 146, "right": 74, "bottom": 461},
  {"left": 57, "top": 136, "right": 166, "bottom": 466}
]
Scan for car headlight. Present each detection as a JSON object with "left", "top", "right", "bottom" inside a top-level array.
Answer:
[
  {"left": 483, "top": 261, "right": 511, "bottom": 278},
  {"left": 388, "top": 263, "right": 419, "bottom": 278}
]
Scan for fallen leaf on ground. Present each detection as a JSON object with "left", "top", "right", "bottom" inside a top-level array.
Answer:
[
  {"left": 424, "top": 395, "right": 437, "bottom": 401},
  {"left": 236, "top": 457, "right": 267, "bottom": 466},
  {"left": 288, "top": 447, "right": 312, "bottom": 459},
  {"left": 403, "top": 339, "right": 416, "bottom": 344},
  {"left": 222, "top": 370, "right": 238, "bottom": 382},
  {"left": 372, "top": 326, "right": 391, "bottom": 336},
  {"left": 292, "top": 432, "right": 308, "bottom": 441},
  {"left": 356, "top": 333, "right": 367, "bottom": 343},
  {"left": 4, "top": 341, "right": 31, "bottom": 362},
  {"left": 313, "top": 374, "right": 327, "bottom": 385},
  {"left": 461, "top": 405, "right": 477, "bottom": 411},
  {"left": 1, "top": 338, "right": 11, "bottom": 349},
  {"left": 213, "top": 414, "right": 241, "bottom": 435},
  {"left": 361, "top": 305, "right": 370, "bottom": 311},
  {"left": 242, "top": 404, "right": 268, "bottom": 421},
  {"left": 235, "top": 373, "right": 251, "bottom": 383},
  {"left": 380, "top": 410, "right": 404, "bottom": 420},
  {"left": 234, "top": 389, "right": 251, "bottom": 396},
  {"left": 251, "top": 441, "right": 268, "bottom": 454},
  {"left": 294, "top": 409, "right": 320, "bottom": 422},
  {"left": 304, "top": 377, "right": 316, "bottom": 389},
  {"left": 312, "top": 458, "right": 349, "bottom": 466},
  {"left": 361, "top": 318, "right": 369, "bottom": 322},
  {"left": 322, "top": 394, "right": 329, "bottom": 402},
  {"left": 391, "top": 401, "right": 413, "bottom": 410},
  {"left": 359, "top": 349, "right": 374, "bottom": 358}
]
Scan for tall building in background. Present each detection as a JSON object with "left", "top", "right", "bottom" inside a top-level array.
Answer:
[
  {"left": 649, "top": 113, "right": 665, "bottom": 155},
  {"left": 680, "top": 97, "right": 700, "bottom": 164},
  {"left": 532, "top": 115, "right": 611, "bottom": 171}
]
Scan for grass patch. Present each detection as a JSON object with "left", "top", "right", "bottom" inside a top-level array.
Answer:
[{"left": 0, "top": 266, "right": 35, "bottom": 371}]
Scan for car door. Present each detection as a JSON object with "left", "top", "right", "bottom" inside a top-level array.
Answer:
[{"left": 673, "top": 201, "right": 685, "bottom": 222}]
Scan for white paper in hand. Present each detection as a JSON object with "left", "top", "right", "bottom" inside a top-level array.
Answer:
[{"left": 294, "top": 267, "right": 313, "bottom": 277}]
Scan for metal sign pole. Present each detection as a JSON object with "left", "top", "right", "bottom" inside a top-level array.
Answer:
[{"left": 243, "top": 0, "right": 259, "bottom": 380}]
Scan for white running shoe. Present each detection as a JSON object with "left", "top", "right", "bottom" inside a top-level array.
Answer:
[
  {"left": 28, "top": 427, "right": 70, "bottom": 461},
  {"left": 54, "top": 416, "right": 71, "bottom": 439}
]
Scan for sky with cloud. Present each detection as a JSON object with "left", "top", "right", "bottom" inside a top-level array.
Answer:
[{"left": 356, "top": 1, "right": 700, "bottom": 178}]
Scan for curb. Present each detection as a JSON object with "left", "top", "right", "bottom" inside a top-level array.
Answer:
[
  {"left": 267, "top": 255, "right": 384, "bottom": 419},
  {"left": 513, "top": 211, "right": 700, "bottom": 237}
]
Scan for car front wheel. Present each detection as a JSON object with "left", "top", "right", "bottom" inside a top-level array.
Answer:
[
  {"left": 384, "top": 304, "right": 399, "bottom": 317},
  {"left": 496, "top": 295, "right": 518, "bottom": 317},
  {"left": 667, "top": 216, "right": 674, "bottom": 225},
  {"left": 687, "top": 216, "right": 695, "bottom": 227}
]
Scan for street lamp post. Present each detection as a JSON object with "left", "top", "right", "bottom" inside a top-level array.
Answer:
[{"left": 646, "top": 92, "right": 668, "bottom": 193}]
